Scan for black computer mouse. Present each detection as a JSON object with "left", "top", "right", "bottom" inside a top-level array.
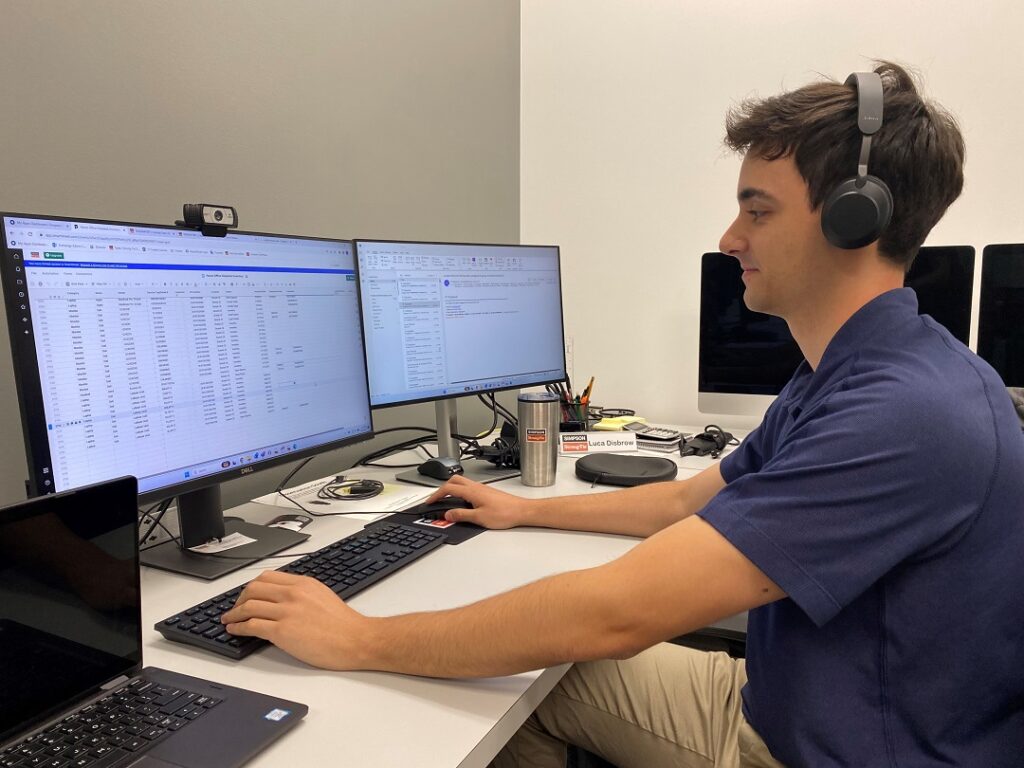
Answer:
[
  {"left": 417, "top": 457, "right": 464, "bottom": 480},
  {"left": 410, "top": 496, "right": 475, "bottom": 521}
]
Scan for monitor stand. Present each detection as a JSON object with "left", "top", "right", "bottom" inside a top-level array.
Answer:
[
  {"left": 395, "top": 400, "right": 520, "bottom": 488},
  {"left": 140, "top": 485, "right": 309, "bottom": 580}
]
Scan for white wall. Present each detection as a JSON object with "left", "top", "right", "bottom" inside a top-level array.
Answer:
[{"left": 521, "top": 0, "right": 1024, "bottom": 429}]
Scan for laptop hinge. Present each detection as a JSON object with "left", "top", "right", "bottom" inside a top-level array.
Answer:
[{"left": 101, "top": 674, "right": 132, "bottom": 691}]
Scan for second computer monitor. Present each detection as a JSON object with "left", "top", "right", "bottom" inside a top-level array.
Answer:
[{"left": 355, "top": 240, "right": 566, "bottom": 484}]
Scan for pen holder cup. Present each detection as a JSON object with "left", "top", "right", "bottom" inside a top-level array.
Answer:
[{"left": 559, "top": 402, "right": 589, "bottom": 432}]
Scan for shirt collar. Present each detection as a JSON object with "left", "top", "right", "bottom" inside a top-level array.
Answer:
[{"left": 781, "top": 288, "right": 919, "bottom": 413}]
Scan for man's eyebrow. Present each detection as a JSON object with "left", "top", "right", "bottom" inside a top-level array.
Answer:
[{"left": 737, "top": 188, "right": 778, "bottom": 204}]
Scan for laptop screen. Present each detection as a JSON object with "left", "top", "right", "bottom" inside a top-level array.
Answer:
[{"left": 0, "top": 477, "right": 141, "bottom": 744}]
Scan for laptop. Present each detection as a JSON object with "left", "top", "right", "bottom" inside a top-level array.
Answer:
[{"left": 0, "top": 476, "right": 307, "bottom": 768}]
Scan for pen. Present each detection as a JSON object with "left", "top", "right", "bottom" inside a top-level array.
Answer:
[{"left": 582, "top": 376, "right": 595, "bottom": 402}]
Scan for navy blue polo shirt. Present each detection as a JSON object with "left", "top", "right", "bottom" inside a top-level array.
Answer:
[{"left": 698, "top": 289, "right": 1024, "bottom": 767}]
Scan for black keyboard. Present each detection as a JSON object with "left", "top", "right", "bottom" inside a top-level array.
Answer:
[
  {"left": 0, "top": 676, "right": 215, "bottom": 768},
  {"left": 156, "top": 521, "right": 445, "bottom": 660}
]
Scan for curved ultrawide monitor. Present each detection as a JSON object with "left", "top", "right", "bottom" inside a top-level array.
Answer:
[
  {"left": 698, "top": 245, "right": 975, "bottom": 415},
  {"left": 1, "top": 213, "right": 373, "bottom": 502},
  {"left": 354, "top": 240, "right": 567, "bottom": 407}
]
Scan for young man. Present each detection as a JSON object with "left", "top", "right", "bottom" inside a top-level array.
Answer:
[{"left": 223, "top": 63, "right": 1024, "bottom": 766}]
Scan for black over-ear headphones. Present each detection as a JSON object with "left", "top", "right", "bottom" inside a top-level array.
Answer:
[{"left": 820, "top": 72, "right": 894, "bottom": 250}]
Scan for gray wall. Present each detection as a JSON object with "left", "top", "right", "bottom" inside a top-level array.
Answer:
[{"left": 0, "top": 1, "right": 521, "bottom": 507}]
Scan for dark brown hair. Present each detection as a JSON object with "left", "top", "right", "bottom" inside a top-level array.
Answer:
[{"left": 724, "top": 61, "right": 965, "bottom": 268}]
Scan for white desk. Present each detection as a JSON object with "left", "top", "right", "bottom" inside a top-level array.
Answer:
[{"left": 141, "top": 443, "right": 738, "bottom": 767}]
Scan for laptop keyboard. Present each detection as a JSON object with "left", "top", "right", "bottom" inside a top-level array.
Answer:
[
  {"left": 156, "top": 521, "right": 445, "bottom": 660},
  {"left": 0, "top": 676, "right": 216, "bottom": 768}
]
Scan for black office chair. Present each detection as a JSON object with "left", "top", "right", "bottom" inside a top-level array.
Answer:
[{"left": 670, "top": 627, "right": 747, "bottom": 658}]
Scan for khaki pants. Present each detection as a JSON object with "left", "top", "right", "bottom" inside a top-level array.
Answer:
[{"left": 492, "top": 643, "right": 784, "bottom": 768}]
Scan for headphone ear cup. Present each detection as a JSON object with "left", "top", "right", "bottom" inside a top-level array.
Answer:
[{"left": 821, "top": 175, "right": 893, "bottom": 249}]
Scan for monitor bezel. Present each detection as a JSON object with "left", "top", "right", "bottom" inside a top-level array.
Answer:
[
  {"left": 353, "top": 238, "right": 568, "bottom": 410},
  {"left": 1, "top": 211, "right": 375, "bottom": 504}
]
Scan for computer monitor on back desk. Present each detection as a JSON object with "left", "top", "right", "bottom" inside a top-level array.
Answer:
[
  {"left": 0, "top": 213, "right": 374, "bottom": 579},
  {"left": 354, "top": 239, "right": 567, "bottom": 486},
  {"left": 698, "top": 245, "right": 976, "bottom": 417},
  {"left": 978, "top": 244, "right": 1024, "bottom": 387}
]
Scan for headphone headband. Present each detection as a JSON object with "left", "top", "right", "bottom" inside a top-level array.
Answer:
[{"left": 845, "top": 72, "right": 884, "bottom": 136}]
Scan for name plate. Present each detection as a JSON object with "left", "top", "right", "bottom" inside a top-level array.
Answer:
[{"left": 559, "top": 431, "right": 638, "bottom": 455}]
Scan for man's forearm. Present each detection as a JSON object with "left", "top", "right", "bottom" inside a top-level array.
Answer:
[
  {"left": 523, "top": 480, "right": 698, "bottom": 537},
  {"left": 358, "top": 567, "right": 635, "bottom": 678}
]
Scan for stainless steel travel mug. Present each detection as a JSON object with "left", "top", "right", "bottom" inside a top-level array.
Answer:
[{"left": 517, "top": 392, "right": 559, "bottom": 486}]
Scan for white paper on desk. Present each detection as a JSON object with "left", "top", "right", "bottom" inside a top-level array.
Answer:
[
  {"left": 252, "top": 476, "right": 430, "bottom": 521},
  {"left": 188, "top": 532, "right": 257, "bottom": 554}
]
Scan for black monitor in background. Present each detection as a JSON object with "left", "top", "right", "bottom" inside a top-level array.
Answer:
[
  {"left": 698, "top": 245, "right": 976, "bottom": 416},
  {"left": 1, "top": 213, "right": 374, "bottom": 579},
  {"left": 978, "top": 245, "right": 1024, "bottom": 387},
  {"left": 355, "top": 240, "right": 567, "bottom": 486}
]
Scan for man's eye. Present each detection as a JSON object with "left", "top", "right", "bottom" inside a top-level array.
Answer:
[{"left": 748, "top": 210, "right": 767, "bottom": 221}]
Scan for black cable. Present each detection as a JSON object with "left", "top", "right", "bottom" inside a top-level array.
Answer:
[
  {"left": 274, "top": 486, "right": 429, "bottom": 519},
  {"left": 316, "top": 478, "right": 384, "bottom": 501},
  {"left": 137, "top": 499, "right": 164, "bottom": 519},
  {"left": 139, "top": 516, "right": 180, "bottom": 551},
  {"left": 476, "top": 393, "right": 502, "bottom": 435},
  {"left": 362, "top": 443, "right": 435, "bottom": 469},
  {"left": 357, "top": 436, "right": 438, "bottom": 467},
  {"left": 274, "top": 455, "right": 317, "bottom": 494},
  {"left": 481, "top": 392, "right": 517, "bottom": 426},
  {"left": 138, "top": 498, "right": 173, "bottom": 546}
]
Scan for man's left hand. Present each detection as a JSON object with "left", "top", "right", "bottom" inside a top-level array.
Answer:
[{"left": 222, "top": 570, "right": 370, "bottom": 669}]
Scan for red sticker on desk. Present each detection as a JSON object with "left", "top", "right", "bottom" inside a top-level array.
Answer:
[
  {"left": 414, "top": 517, "right": 456, "bottom": 528},
  {"left": 526, "top": 428, "right": 547, "bottom": 442}
]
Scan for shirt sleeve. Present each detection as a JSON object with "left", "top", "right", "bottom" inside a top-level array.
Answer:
[
  {"left": 699, "top": 382, "right": 994, "bottom": 626},
  {"left": 720, "top": 384, "right": 791, "bottom": 482}
]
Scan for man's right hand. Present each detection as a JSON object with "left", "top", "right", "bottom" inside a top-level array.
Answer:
[{"left": 424, "top": 475, "right": 533, "bottom": 529}]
